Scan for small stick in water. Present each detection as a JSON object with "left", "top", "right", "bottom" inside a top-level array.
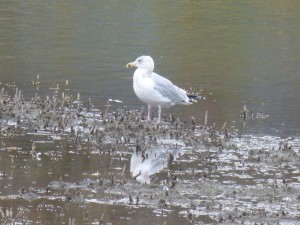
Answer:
[
  {"left": 121, "top": 164, "right": 126, "bottom": 178},
  {"left": 204, "top": 110, "right": 208, "bottom": 126},
  {"left": 222, "top": 122, "right": 227, "bottom": 130}
]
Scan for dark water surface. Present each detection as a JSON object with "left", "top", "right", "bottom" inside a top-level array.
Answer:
[{"left": 1, "top": 1, "right": 300, "bottom": 224}]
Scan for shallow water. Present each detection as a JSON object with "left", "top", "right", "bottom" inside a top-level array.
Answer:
[
  {"left": 0, "top": 1, "right": 300, "bottom": 224},
  {"left": 0, "top": 88, "right": 299, "bottom": 224}
]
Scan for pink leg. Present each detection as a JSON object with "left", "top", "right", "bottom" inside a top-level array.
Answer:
[
  {"left": 158, "top": 105, "right": 161, "bottom": 123},
  {"left": 147, "top": 104, "right": 151, "bottom": 121}
]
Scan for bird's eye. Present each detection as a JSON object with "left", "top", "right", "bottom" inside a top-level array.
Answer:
[{"left": 137, "top": 59, "right": 143, "bottom": 63}]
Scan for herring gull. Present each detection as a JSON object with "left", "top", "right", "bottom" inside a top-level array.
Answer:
[{"left": 126, "top": 55, "right": 200, "bottom": 123}]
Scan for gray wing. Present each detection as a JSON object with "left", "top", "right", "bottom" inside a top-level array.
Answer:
[{"left": 152, "top": 73, "right": 189, "bottom": 104}]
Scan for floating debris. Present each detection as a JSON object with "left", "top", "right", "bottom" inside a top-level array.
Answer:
[{"left": 107, "top": 99, "right": 123, "bottom": 103}]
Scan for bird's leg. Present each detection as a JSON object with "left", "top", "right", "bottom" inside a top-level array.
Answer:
[
  {"left": 147, "top": 104, "right": 151, "bottom": 121},
  {"left": 158, "top": 105, "right": 161, "bottom": 123}
]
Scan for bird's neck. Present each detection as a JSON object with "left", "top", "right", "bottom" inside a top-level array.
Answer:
[{"left": 135, "top": 68, "right": 153, "bottom": 78}]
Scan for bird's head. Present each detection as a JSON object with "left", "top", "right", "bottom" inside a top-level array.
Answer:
[{"left": 126, "top": 56, "right": 154, "bottom": 72}]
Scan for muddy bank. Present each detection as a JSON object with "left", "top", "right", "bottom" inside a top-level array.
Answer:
[{"left": 0, "top": 85, "right": 299, "bottom": 224}]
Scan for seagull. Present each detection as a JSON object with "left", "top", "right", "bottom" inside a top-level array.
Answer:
[{"left": 126, "top": 55, "right": 200, "bottom": 123}]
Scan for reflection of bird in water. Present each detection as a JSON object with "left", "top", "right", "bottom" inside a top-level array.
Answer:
[
  {"left": 126, "top": 56, "right": 201, "bottom": 123},
  {"left": 130, "top": 146, "right": 183, "bottom": 184}
]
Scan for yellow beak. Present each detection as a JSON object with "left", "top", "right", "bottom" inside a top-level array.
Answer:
[{"left": 126, "top": 62, "right": 135, "bottom": 68}]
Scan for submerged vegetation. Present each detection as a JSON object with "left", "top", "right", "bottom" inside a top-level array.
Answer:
[{"left": 0, "top": 82, "right": 299, "bottom": 224}]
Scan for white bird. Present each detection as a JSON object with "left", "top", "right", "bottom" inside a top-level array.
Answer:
[{"left": 126, "top": 55, "right": 200, "bottom": 123}]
